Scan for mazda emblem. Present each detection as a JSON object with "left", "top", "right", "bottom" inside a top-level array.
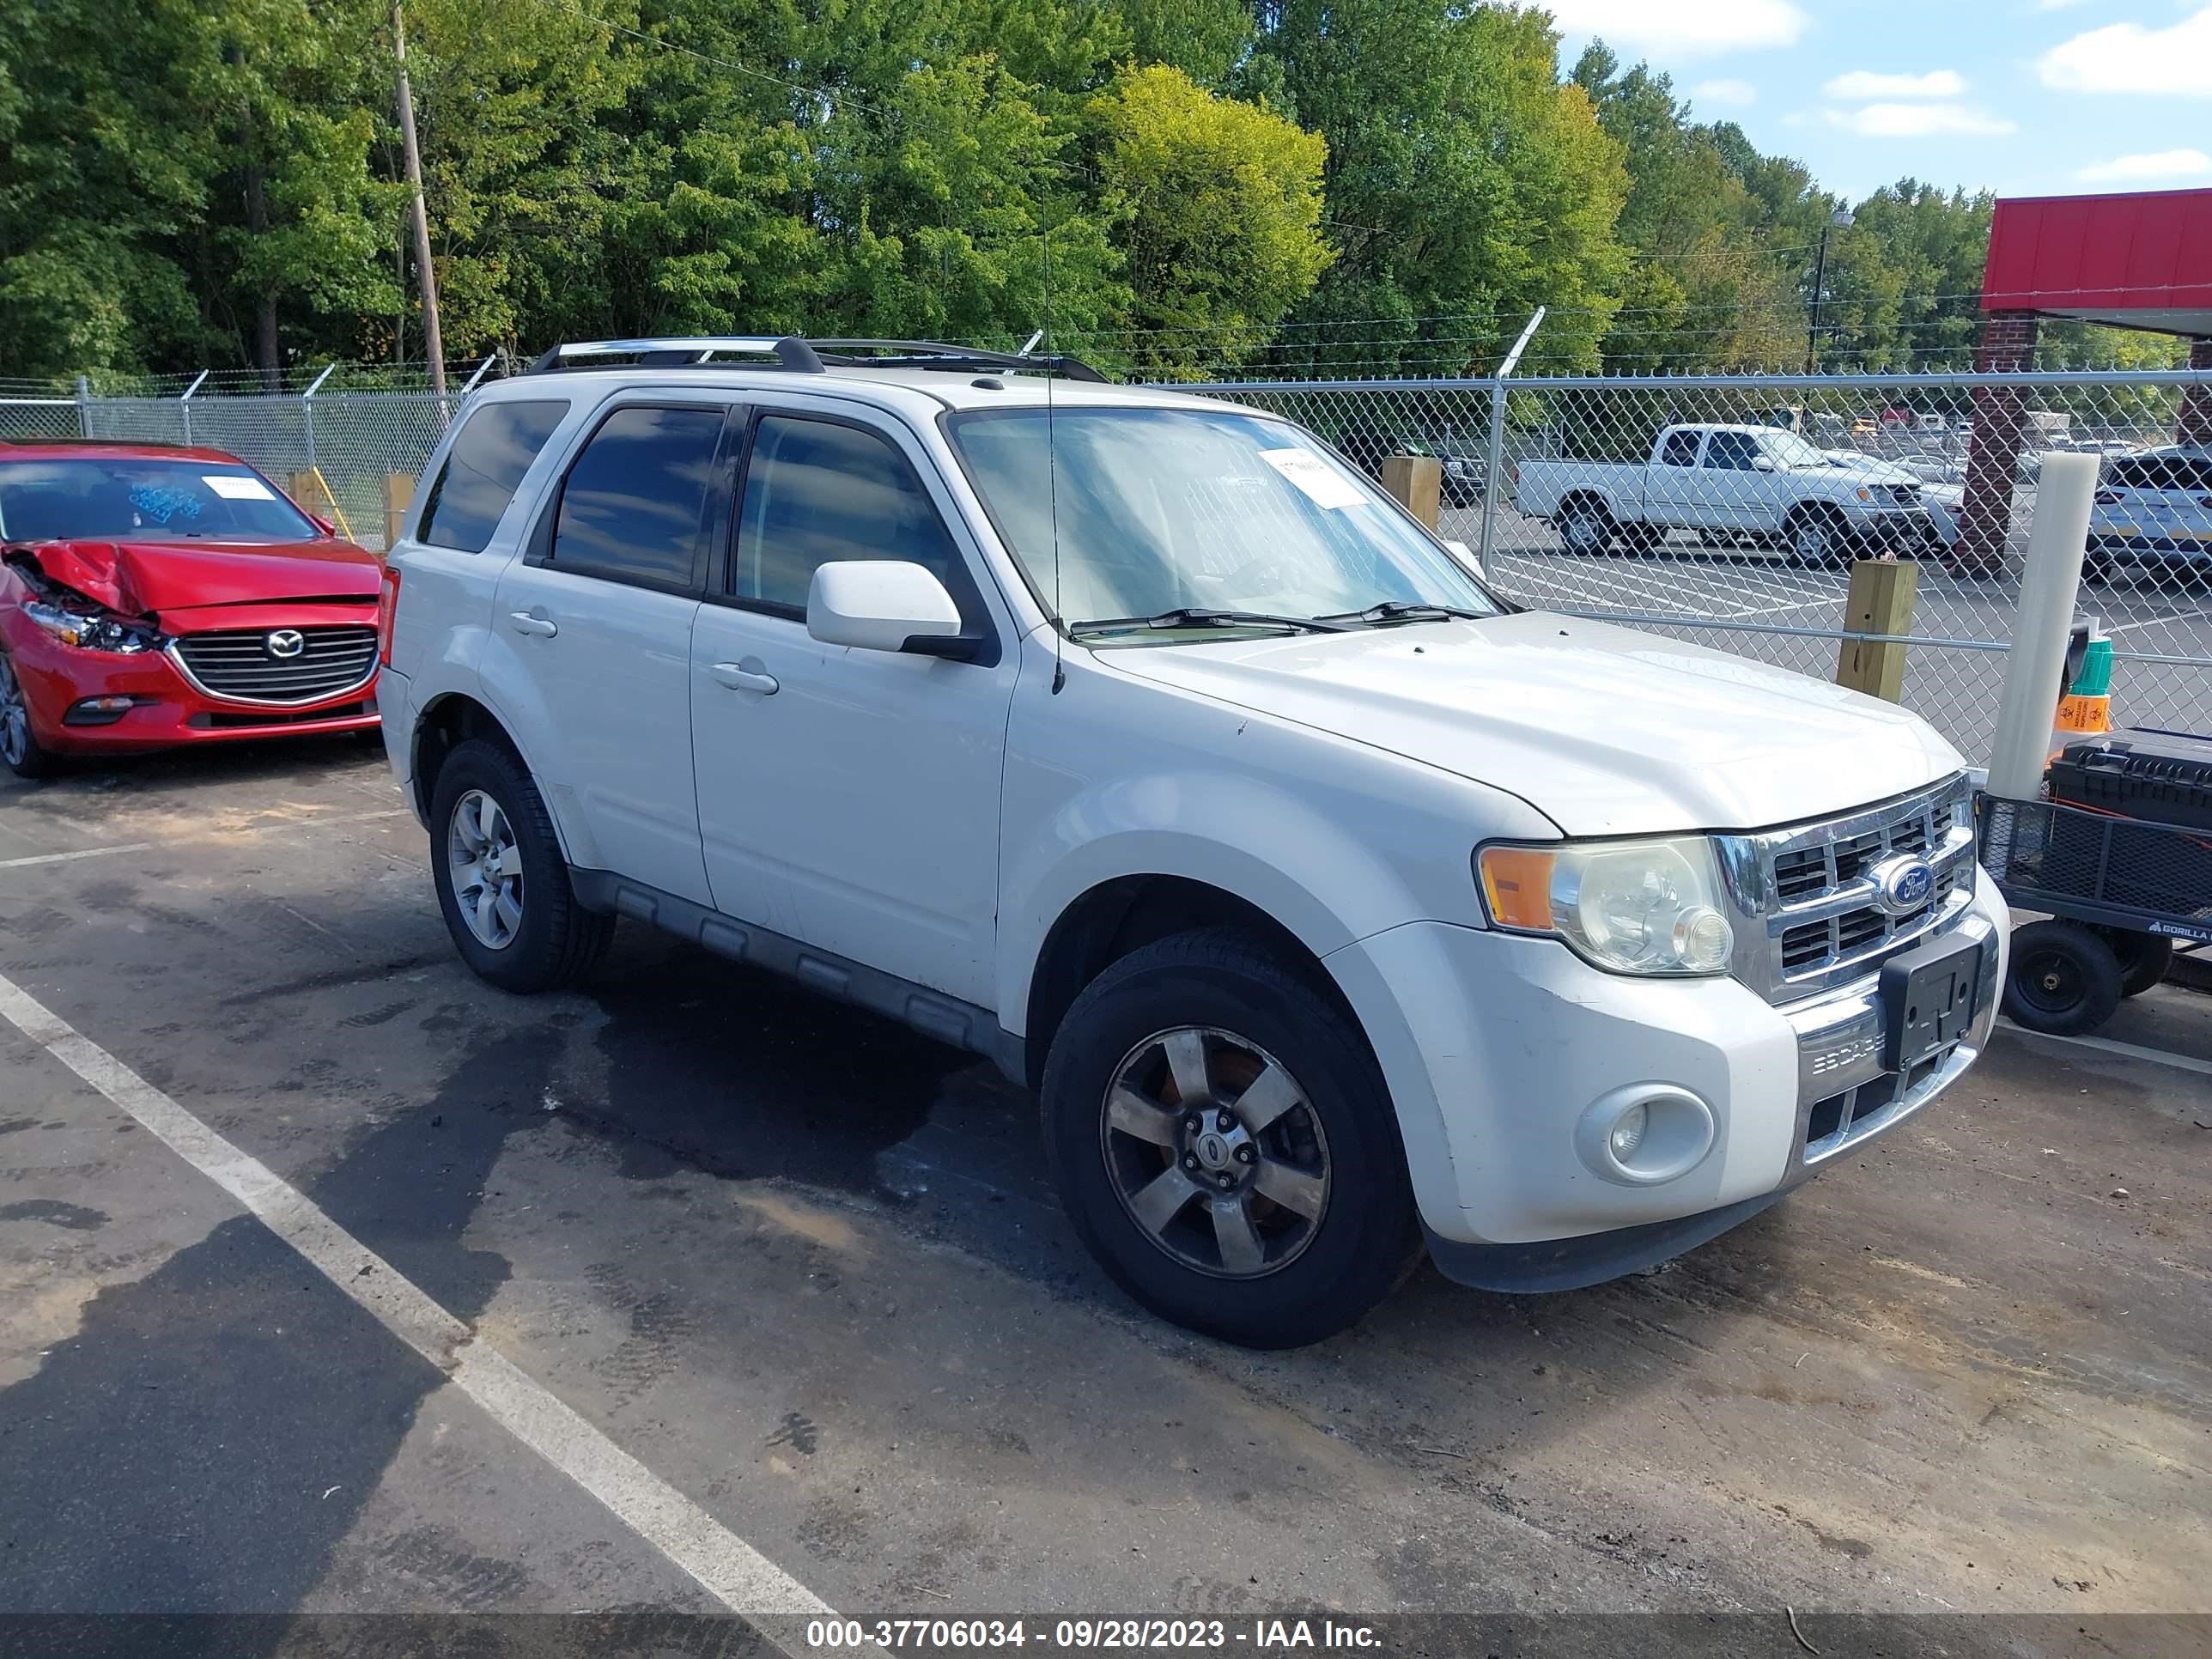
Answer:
[
  {"left": 1869, "top": 853, "right": 1936, "bottom": 918},
  {"left": 264, "top": 629, "right": 307, "bottom": 660}
]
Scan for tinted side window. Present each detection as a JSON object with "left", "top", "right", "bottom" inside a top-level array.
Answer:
[
  {"left": 733, "top": 416, "right": 963, "bottom": 612},
  {"left": 1659, "top": 430, "right": 1699, "bottom": 467},
  {"left": 1703, "top": 432, "right": 1759, "bottom": 470},
  {"left": 550, "top": 405, "right": 725, "bottom": 587},
  {"left": 2136, "top": 455, "right": 2212, "bottom": 495},
  {"left": 419, "top": 399, "right": 568, "bottom": 552}
]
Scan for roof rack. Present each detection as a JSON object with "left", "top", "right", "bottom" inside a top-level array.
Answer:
[
  {"left": 810, "top": 339, "right": 1111, "bottom": 385},
  {"left": 525, "top": 337, "right": 827, "bottom": 374}
]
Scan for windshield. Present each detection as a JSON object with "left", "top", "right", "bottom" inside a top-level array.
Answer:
[
  {"left": 1759, "top": 430, "right": 1831, "bottom": 470},
  {"left": 0, "top": 458, "right": 319, "bottom": 544},
  {"left": 945, "top": 408, "right": 1497, "bottom": 636}
]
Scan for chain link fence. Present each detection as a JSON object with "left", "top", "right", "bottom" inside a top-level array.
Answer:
[
  {"left": 1198, "top": 369, "right": 2212, "bottom": 762},
  {"left": 3, "top": 364, "right": 2208, "bottom": 764}
]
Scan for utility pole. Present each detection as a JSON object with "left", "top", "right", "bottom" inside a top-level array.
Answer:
[
  {"left": 392, "top": 2, "right": 446, "bottom": 396},
  {"left": 1804, "top": 206, "right": 1854, "bottom": 374}
]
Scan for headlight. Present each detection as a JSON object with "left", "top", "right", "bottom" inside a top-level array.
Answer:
[
  {"left": 23, "top": 600, "right": 162, "bottom": 654},
  {"left": 1476, "top": 836, "right": 1735, "bottom": 976}
]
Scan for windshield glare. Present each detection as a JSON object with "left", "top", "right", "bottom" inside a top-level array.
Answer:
[
  {"left": 946, "top": 408, "right": 1497, "bottom": 635},
  {"left": 1760, "top": 430, "right": 1830, "bottom": 469},
  {"left": 0, "top": 458, "right": 319, "bottom": 544}
]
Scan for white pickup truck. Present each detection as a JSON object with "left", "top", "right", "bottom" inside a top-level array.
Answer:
[
  {"left": 380, "top": 338, "right": 2005, "bottom": 1348},
  {"left": 1516, "top": 423, "right": 1948, "bottom": 566}
]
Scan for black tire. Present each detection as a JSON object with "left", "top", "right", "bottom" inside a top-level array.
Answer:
[
  {"left": 2003, "top": 919, "right": 2124, "bottom": 1036},
  {"left": 1557, "top": 497, "right": 1617, "bottom": 557},
  {"left": 427, "top": 737, "right": 614, "bottom": 993},
  {"left": 1784, "top": 505, "right": 1852, "bottom": 570},
  {"left": 1040, "top": 928, "right": 1420, "bottom": 1349},
  {"left": 0, "top": 650, "right": 58, "bottom": 780},
  {"left": 2100, "top": 929, "right": 2173, "bottom": 998}
]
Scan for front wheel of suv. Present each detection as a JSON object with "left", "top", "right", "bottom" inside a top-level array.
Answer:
[
  {"left": 1041, "top": 929, "right": 1421, "bottom": 1348},
  {"left": 428, "top": 738, "right": 614, "bottom": 993}
]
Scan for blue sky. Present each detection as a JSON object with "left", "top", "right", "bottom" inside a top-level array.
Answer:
[{"left": 1543, "top": 1, "right": 2212, "bottom": 204}]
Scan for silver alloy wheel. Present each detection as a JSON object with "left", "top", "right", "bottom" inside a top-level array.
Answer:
[
  {"left": 447, "top": 788, "right": 525, "bottom": 950},
  {"left": 0, "top": 655, "right": 30, "bottom": 769},
  {"left": 1561, "top": 504, "right": 1606, "bottom": 555},
  {"left": 1099, "top": 1025, "right": 1331, "bottom": 1279},
  {"left": 1790, "top": 515, "right": 1831, "bottom": 566}
]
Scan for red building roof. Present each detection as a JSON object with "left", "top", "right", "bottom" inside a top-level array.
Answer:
[{"left": 1983, "top": 188, "right": 2212, "bottom": 336}]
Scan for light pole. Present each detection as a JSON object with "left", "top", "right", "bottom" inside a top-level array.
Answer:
[{"left": 1805, "top": 206, "right": 1854, "bottom": 374}]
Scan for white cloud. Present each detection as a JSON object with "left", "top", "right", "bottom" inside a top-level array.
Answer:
[
  {"left": 1690, "top": 78, "right": 1758, "bottom": 106},
  {"left": 2039, "top": 9, "right": 2212, "bottom": 94},
  {"left": 1823, "top": 70, "right": 1966, "bottom": 100},
  {"left": 1823, "top": 103, "right": 2019, "bottom": 137},
  {"left": 1543, "top": 0, "right": 1807, "bottom": 58},
  {"left": 2075, "top": 148, "right": 2212, "bottom": 183},
  {"left": 2034, "top": 0, "right": 2090, "bottom": 10}
]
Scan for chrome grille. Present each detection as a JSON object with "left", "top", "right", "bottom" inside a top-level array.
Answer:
[
  {"left": 1718, "top": 775, "right": 1978, "bottom": 1004},
  {"left": 170, "top": 625, "right": 380, "bottom": 707}
]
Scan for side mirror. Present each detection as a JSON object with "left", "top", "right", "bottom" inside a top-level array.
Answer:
[
  {"left": 807, "top": 561, "right": 971, "bottom": 658},
  {"left": 309, "top": 514, "right": 337, "bottom": 536}
]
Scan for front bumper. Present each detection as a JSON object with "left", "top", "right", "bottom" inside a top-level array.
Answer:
[
  {"left": 1324, "top": 872, "right": 2008, "bottom": 1285},
  {"left": 1851, "top": 505, "right": 1945, "bottom": 547},
  {"left": 7, "top": 618, "right": 380, "bottom": 756}
]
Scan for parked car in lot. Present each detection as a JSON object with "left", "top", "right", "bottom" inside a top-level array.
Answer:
[
  {"left": 1515, "top": 423, "right": 1946, "bottom": 565},
  {"left": 2086, "top": 445, "right": 2212, "bottom": 585},
  {"left": 380, "top": 337, "right": 2007, "bottom": 1347},
  {"left": 0, "top": 440, "right": 385, "bottom": 778}
]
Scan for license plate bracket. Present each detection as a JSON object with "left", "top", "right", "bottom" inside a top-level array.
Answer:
[{"left": 1880, "top": 937, "right": 1982, "bottom": 1072}]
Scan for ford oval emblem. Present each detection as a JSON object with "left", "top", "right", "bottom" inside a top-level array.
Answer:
[
  {"left": 1870, "top": 853, "right": 1936, "bottom": 917},
  {"left": 265, "top": 629, "right": 307, "bottom": 660}
]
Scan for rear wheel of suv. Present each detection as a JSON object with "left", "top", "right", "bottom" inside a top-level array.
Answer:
[
  {"left": 428, "top": 738, "right": 614, "bottom": 993},
  {"left": 1784, "top": 505, "right": 1852, "bottom": 569},
  {"left": 1557, "top": 497, "right": 1616, "bottom": 557},
  {"left": 0, "top": 653, "right": 57, "bottom": 780},
  {"left": 1040, "top": 929, "right": 1420, "bottom": 1348}
]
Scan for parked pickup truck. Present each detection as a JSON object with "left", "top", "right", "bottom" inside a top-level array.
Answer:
[
  {"left": 382, "top": 337, "right": 2007, "bottom": 1348},
  {"left": 1516, "top": 423, "right": 1948, "bottom": 566}
]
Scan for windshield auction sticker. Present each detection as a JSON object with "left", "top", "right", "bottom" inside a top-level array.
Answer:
[
  {"left": 1258, "top": 447, "right": 1367, "bottom": 510},
  {"left": 204, "top": 474, "right": 278, "bottom": 500}
]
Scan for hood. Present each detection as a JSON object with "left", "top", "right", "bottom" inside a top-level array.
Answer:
[
  {"left": 7, "top": 536, "right": 380, "bottom": 617},
  {"left": 1097, "top": 611, "right": 1964, "bottom": 837},
  {"left": 1812, "top": 453, "right": 1921, "bottom": 486}
]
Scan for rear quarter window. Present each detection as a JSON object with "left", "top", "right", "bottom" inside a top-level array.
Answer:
[{"left": 418, "top": 399, "right": 569, "bottom": 552}]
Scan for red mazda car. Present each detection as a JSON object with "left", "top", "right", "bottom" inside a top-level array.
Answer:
[{"left": 0, "top": 440, "right": 386, "bottom": 778}]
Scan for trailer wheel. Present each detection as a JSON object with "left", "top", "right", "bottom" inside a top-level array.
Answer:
[
  {"left": 2099, "top": 928, "right": 2173, "bottom": 998},
  {"left": 2003, "top": 920, "right": 2123, "bottom": 1036}
]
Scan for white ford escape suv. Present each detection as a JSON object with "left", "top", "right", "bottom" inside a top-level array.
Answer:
[{"left": 377, "top": 336, "right": 2007, "bottom": 1348}]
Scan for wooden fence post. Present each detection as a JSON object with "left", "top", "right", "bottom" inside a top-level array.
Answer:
[
  {"left": 1380, "top": 453, "right": 1442, "bottom": 531},
  {"left": 1835, "top": 558, "right": 1919, "bottom": 702},
  {"left": 384, "top": 473, "right": 416, "bottom": 552}
]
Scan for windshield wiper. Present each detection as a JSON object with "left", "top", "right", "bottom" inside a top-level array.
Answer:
[
  {"left": 1319, "top": 599, "right": 1489, "bottom": 625},
  {"left": 1069, "top": 607, "right": 1356, "bottom": 638}
]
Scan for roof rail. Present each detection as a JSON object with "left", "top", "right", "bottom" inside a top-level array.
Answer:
[
  {"left": 811, "top": 339, "right": 1111, "bottom": 385},
  {"left": 525, "top": 337, "right": 826, "bottom": 374}
]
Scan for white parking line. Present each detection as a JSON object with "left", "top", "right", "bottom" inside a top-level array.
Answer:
[
  {"left": 0, "top": 842, "right": 155, "bottom": 870},
  {"left": 0, "top": 808, "right": 414, "bottom": 871},
  {"left": 1998, "top": 1018, "right": 2212, "bottom": 1079},
  {"left": 0, "top": 968, "right": 843, "bottom": 1632}
]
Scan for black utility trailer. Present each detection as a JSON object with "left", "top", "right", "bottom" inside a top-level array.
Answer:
[{"left": 1977, "top": 728, "right": 2212, "bottom": 1035}]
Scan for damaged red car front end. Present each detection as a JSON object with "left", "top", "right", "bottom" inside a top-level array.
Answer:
[{"left": 0, "top": 442, "right": 384, "bottom": 777}]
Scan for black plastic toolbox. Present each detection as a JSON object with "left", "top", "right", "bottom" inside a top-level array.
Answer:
[{"left": 2047, "top": 727, "right": 2212, "bottom": 831}]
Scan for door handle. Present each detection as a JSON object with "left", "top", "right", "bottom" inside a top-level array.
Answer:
[
  {"left": 710, "top": 660, "right": 779, "bottom": 696},
  {"left": 508, "top": 610, "right": 558, "bottom": 639}
]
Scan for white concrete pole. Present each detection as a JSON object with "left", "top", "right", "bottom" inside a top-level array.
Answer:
[{"left": 1985, "top": 451, "right": 2100, "bottom": 799}]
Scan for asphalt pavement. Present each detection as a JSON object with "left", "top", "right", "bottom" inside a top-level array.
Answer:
[{"left": 1, "top": 738, "right": 2208, "bottom": 1659}]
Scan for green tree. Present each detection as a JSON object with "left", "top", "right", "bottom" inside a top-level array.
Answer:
[{"left": 1087, "top": 64, "right": 1330, "bottom": 376}]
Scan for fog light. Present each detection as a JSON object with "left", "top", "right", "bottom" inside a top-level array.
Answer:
[
  {"left": 1575, "top": 1084, "right": 1717, "bottom": 1186},
  {"left": 63, "top": 695, "right": 137, "bottom": 726}
]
